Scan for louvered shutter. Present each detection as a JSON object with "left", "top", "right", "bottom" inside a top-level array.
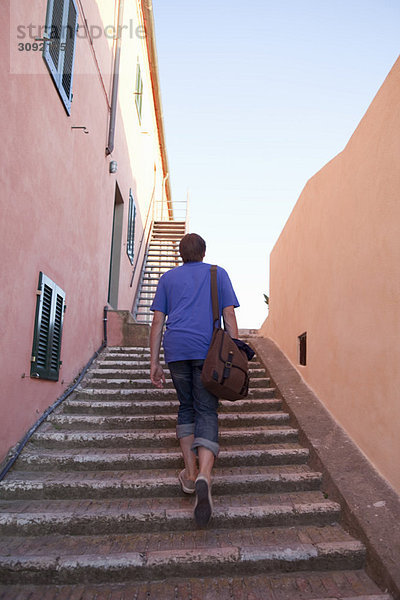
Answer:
[
  {"left": 61, "top": 0, "right": 78, "bottom": 106},
  {"left": 31, "top": 273, "right": 66, "bottom": 381},
  {"left": 127, "top": 190, "right": 136, "bottom": 264},
  {"left": 43, "top": 0, "right": 78, "bottom": 115}
]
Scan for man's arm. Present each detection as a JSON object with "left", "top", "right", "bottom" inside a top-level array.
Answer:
[
  {"left": 222, "top": 305, "right": 239, "bottom": 338},
  {"left": 150, "top": 310, "right": 166, "bottom": 388}
]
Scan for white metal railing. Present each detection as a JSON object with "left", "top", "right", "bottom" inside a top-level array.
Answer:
[{"left": 154, "top": 198, "right": 188, "bottom": 224}]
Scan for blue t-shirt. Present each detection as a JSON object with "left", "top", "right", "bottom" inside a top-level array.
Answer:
[{"left": 150, "top": 262, "right": 239, "bottom": 363}]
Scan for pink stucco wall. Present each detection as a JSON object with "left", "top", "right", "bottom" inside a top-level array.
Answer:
[
  {"left": 260, "top": 57, "right": 400, "bottom": 493},
  {"left": 0, "top": 1, "right": 168, "bottom": 462}
]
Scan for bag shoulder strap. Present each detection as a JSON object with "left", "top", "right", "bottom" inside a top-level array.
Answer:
[{"left": 210, "top": 265, "right": 220, "bottom": 328}]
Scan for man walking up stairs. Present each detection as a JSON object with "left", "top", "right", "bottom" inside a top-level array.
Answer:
[{"left": 0, "top": 343, "right": 393, "bottom": 598}]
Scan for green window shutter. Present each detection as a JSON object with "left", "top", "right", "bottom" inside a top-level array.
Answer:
[
  {"left": 31, "top": 272, "right": 66, "bottom": 381},
  {"left": 126, "top": 190, "right": 136, "bottom": 265},
  {"left": 43, "top": 0, "right": 79, "bottom": 115},
  {"left": 135, "top": 63, "right": 143, "bottom": 121}
]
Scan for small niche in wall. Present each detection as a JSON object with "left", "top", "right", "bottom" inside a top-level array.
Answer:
[{"left": 298, "top": 332, "right": 307, "bottom": 366}]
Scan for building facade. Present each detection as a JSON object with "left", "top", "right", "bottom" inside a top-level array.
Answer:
[
  {"left": 261, "top": 56, "right": 400, "bottom": 494},
  {"left": 0, "top": 0, "right": 171, "bottom": 463}
]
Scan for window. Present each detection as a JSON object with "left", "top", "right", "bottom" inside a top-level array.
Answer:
[
  {"left": 43, "top": 0, "right": 79, "bottom": 115},
  {"left": 135, "top": 63, "right": 143, "bottom": 121},
  {"left": 31, "top": 273, "right": 66, "bottom": 381},
  {"left": 298, "top": 332, "right": 307, "bottom": 366},
  {"left": 127, "top": 189, "right": 136, "bottom": 264}
]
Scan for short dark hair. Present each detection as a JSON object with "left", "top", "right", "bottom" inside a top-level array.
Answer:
[{"left": 179, "top": 233, "right": 206, "bottom": 263}]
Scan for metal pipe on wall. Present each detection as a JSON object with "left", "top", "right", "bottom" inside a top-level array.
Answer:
[{"left": 106, "top": 0, "right": 125, "bottom": 156}]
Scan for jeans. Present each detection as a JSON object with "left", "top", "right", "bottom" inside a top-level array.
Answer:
[{"left": 168, "top": 359, "right": 219, "bottom": 457}]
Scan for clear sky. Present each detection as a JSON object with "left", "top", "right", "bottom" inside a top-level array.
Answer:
[{"left": 152, "top": 0, "right": 399, "bottom": 328}]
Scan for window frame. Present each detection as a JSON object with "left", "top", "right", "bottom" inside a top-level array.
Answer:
[
  {"left": 298, "top": 332, "right": 307, "bottom": 366},
  {"left": 126, "top": 189, "right": 136, "bottom": 265},
  {"left": 31, "top": 272, "right": 66, "bottom": 381},
  {"left": 43, "top": 0, "right": 79, "bottom": 115}
]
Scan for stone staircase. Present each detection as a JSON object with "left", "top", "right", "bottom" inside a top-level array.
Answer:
[{"left": 0, "top": 344, "right": 392, "bottom": 599}]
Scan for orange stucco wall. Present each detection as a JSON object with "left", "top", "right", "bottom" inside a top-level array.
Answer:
[
  {"left": 261, "top": 56, "right": 400, "bottom": 493},
  {"left": 0, "top": 0, "right": 168, "bottom": 462}
]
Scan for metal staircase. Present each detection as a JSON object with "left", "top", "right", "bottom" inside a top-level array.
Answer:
[{"left": 133, "top": 220, "right": 187, "bottom": 323}]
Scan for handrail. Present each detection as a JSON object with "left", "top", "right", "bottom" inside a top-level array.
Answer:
[
  {"left": 154, "top": 200, "right": 187, "bottom": 223},
  {"left": 185, "top": 190, "right": 190, "bottom": 232},
  {"left": 130, "top": 169, "right": 157, "bottom": 289}
]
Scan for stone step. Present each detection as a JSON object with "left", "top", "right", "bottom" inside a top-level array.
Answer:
[
  {"left": 99, "top": 350, "right": 259, "bottom": 359},
  {"left": 0, "top": 537, "right": 366, "bottom": 584},
  {"left": 74, "top": 387, "right": 276, "bottom": 401},
  {"left": 12, "top": 444, "right": 309, "bottom": 472},
  {"left": 103, "top": 347, "right": 152, "bottom": 353},
  {"left": 100, "top": 350, "right": 258, "bottom": 360},
  {"left": 100, "top": 352, "right": 163, "bottom": 360},
  {"left": 89, "top": 367, "right": 267, "bottom": 379},
  {"left": 96, "top": 359, "right": 262, "bottom": 370},
  {"left": 0, "top": 574, "right": 391, "bottom": 600},
  {"left": 0, "top": 465, "right": 322, "bottom": 500},
  {"left": 97, "top": 360, "right": 161, "bottom": 369},
  {"left": 85, "top": 377, "right": 179, "bottom": 389},
  {"left": 0, "top": 342, "right": 388, "bottom": 595},
  {"left": 102, "top": 347, "right": 256, "bottom": 357},
  {"left": 83, "top": 376, "right": 271, "bottom": 389},
  {"left": 46, "top": 411, "right": 291, "bottom": 430},
  {"left": 0, "top": 491, "right": 341, "bottom": 536},
  {"left": 28, "top": 426, "right": 298, "bottom": 449},
  {"left": 61, "top": 398, "right": 282, "bottom": 416}
]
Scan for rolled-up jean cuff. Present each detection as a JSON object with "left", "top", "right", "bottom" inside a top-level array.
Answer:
[
  {"left": 192, "top": 437, "right": 219, "bottom": 457},
  {"left": 176, "top": 423, "right": 195, "bottom": 439}
]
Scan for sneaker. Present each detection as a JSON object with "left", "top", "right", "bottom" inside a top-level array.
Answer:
[
  {"left": 194, "top": 475, "right": 213, "bottom": 527},
  {"left": 178, "top": 469, "right": 196, "bottom": 494}
]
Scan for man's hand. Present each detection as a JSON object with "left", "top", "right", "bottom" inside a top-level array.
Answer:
[
  {"left": 151, "top": 362, "right": 166, "bottom": 389},
  {"left": 222, "top": 305, "right": 239, "bottom": 338}
]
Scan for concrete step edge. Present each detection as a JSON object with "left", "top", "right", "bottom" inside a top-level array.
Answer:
[
  {"left": 0, "top": 471, "right": 322, "bottom": 499},
  {"left": 31, "top": 426, "right": 299, "bottom": 442},
  {"left": 46, "top": 412, "right": 291, "bottom": 430},
  {"left": 0, "top": 540, "right": 365, "bottom": 584},
  {"left": 47, "top": 411, "right": 289, "bottom": 424},
  {"left": 81, "top": 380, "right": 271, "bottom": 390},
  {"left": 13, "top": 447, "right": 310, "bottom": 471},
  {"left": 0, "top": 500, "right": 342, "bottom": 536},
  {"left": 0, "top": 587, "right": 391, "bottom": 600},
  {"left": 74, "top": 387, "right": 275, "bottom": 397},
  {"left": 311, "top": 597, "right": 393, "bottom": 600},
  {"left": 62, "top": 400, "right": 281, "bottom": 414},
  {"left": 17, "top": 446, "right": 309, "bottom": 462},
  {"left": 89, "top": 367, "right": 266, "bottom": 375}
]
